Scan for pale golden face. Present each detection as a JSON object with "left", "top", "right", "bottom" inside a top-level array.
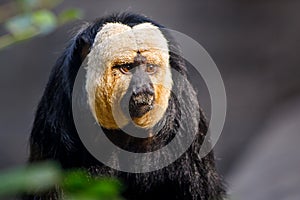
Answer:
[{"left": 86, "top": 22, "right": 172, "bottom": 129}]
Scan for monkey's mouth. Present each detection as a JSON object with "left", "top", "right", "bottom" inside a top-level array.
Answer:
[{"left": 128, "top": 94, "right": 154, "bottom": 118}]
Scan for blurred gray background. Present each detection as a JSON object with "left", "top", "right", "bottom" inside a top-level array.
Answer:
[{"left": 1, "top": 0, "right": 300, "bottom": 199}]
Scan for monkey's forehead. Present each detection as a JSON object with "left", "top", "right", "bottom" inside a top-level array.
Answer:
[{"left": 88, "top": 22, "right": 170, "bottom": 67}]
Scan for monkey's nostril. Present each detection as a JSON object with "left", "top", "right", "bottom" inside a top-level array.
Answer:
[
  {"left": 147, "top": 88, "right": 155, "bottom": 96},
  {"left": 132, "top": 93, "right": 154, "bottom": 105}
]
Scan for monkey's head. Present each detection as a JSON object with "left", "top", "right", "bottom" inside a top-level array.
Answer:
[{"left": 86, "top": 22, "right": 173, "bottom": 130}]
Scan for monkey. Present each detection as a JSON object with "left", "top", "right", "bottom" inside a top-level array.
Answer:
[{"left": 25, "top": 12, "right": 225, "bottom": 200}]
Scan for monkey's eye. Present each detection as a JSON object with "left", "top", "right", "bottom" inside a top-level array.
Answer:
[
  {"left": 146, "top": 64, "right": 157, "bottom": 74},
  {"left": 119, "top": 65, "right": 132, "bottom": 74}
]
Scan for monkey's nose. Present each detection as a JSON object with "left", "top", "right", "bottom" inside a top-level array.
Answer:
[
  {"left": 132, "top": 84, "right": 154, "bottom": 96},
  {"left": 128, "top": 92, "right": 154, "bottom": 118}
]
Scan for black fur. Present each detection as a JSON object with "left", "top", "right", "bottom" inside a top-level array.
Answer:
[{"left": 25, "top": 12, "right": 225, "bottom": 200}]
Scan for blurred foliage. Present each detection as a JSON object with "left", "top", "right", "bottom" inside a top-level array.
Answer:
[
  {"left": 0, "top": 0, "right": 83, "bottom": 49},
  {"left": 0, "top": 161, "right": 123, "bottom": 200}
]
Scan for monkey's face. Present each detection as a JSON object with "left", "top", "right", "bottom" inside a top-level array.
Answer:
[{"left": 86, "top": 22, "right": 172, "bottom": 129}]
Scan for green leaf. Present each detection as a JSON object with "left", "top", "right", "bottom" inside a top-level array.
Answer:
[
  {"left": 0, "top": 161, "right": 62, "bottom": 197},
  {"left": 4, "top": 14, "right": 38, "bottom": 40},
  {"left": 58, "top": 8, "right": 83, "bottom": 24},
  {"left": 4, "top": 10, "right": 58, "bottom": 38},
  {"left": 5, "top": 14, "right": 33, "bottom": 35},
  {"left": 62, "top": 171, "right": 123, "bottom": 200},
  {"left": 0, "top": 35, "right": 16, "bottom": 49},
  {"left": 87, "top": 178, "right": 122, "bottom": 197},
  {"left": 32, "top": 9, "right": 57, "bottom": 34},
  {"left": 62, "top": 170, "right": 91, "bottom": 193}
]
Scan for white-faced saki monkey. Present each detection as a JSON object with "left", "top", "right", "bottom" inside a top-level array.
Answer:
[{"left": 25, "top": 12, "right": 225, "bottom": 200}]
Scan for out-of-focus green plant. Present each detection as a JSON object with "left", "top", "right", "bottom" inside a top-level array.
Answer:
[
  {"left": 62, "top": 170, "right": 123, "bottom": 200},
  {"left": 0, "top": 161, "right": 123, "bottom": 200},
  {"left": 0, "top": 0, "right": 83, "bottom": 49}
]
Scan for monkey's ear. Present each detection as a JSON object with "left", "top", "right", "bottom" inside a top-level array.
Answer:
[
  {"left": 77, "top": 31, "right": 93, "bottom": 60},
  {"left": 60, "top": 29, "right": 92, "bottom": 68},
  {"left": 50, "top": 26, "right": 95, "bottom": 90}
]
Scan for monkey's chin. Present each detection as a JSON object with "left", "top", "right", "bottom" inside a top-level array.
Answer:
[{"left": 129, "top": 104, "right": 153, "bottom": 119}]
